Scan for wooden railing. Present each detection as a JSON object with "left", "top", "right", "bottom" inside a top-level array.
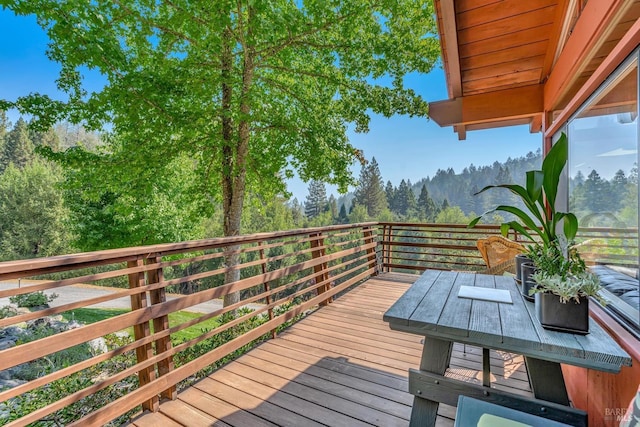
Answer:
[
  {"left": 0, "top": 221, "right": 636, "bottom": 426},
  {"left": 379, "top": 223, "right": 639, "bottom": 274},
  {"left": 575, "top": 227, "right": 639, "bottom": 268},
  {"left": 379, "top": 222, "right": 523, "bottom": 273},
  {"left": 0, "top": 223, "right": 379, "bottom": 426}
]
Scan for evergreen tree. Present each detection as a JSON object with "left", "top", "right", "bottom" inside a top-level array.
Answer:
[
  {"left": 354, "top": 157, "right": 387, "bottom": 217},
  {"left": 583, "top": 169, "right": 609, "bottom": 213},
  {"left": 441, "top": 198, "right": 450, "bottom": 210},
  {"left": 417, "top": 184, "right": 438, "bottom": 221},
  {"left": 611, "top": 169, "right": 628, "bottom": 206},
  {"left": 385, "top": 180, "right": 397, "bottom": 212},
  {"left": 0, "top": 160, "right": 71, "bottom": 259},
  {"left": 338, "top": 203, "right": 348, "bottom": 224},
  {"left": 629, "top": 163, "right": 638, "bottom": 185},
  {"left": 395, "top": 179, "right": 416, "bottom": 216},
  {"left": 469, "top": 184, "right": 484, "bottom": 216},
  {"left": 289, "top": 198, "right": 305, "bottom": 225},
  {"left": 485, "top": 165, "right": 515, "bottom": 209},
  {"left": 0, "top": 111, "right": 9, "bottom": 156},
  {"left": 2, "top": 118, "right": 34, "bottom": 172},
  {"left": 328, "top": 195, "right": 338, "bottom": 219},
  {"left": 30, "top": 126, "right": 61, "bottom": 152},
  {"left": 304, "top": 180, "right": 328, "bottom": 219}
]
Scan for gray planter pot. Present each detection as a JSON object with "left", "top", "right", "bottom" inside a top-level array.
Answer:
[
  {"left": 535, "top": 292, "right": 589, "bottom": 334},
  {"left": 520, "top": 262, "right": 537, "bottom": 301},
  {"left": 515, "top": 254, "right": 531, "bottom": 284}
]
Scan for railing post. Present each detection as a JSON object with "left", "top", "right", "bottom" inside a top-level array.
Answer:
[
  {"left": 127, "top": 259, "right": 158, "bottom": 412},
  {"left": 363, "top": 225, "right": 378, "bottom": 276},
  {"left": 386, "top": 225, "right": 393, "bottom": 272},
  {"left": 310, "top": 232, "right": 332, "bottom": 306},
  {"left": 145, "top": 255, "right": 176, "bottom": 401},
  {"left": 258, "top": 242, "right": 276, "bottom": 338}
]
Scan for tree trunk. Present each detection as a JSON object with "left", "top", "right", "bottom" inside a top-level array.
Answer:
[{"left": 221, "top": 13, "right": 255, "bottom": 309}]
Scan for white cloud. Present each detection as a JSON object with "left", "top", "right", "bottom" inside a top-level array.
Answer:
[{"left": 596, "top": 148, "right": 637, "bottom": 157}]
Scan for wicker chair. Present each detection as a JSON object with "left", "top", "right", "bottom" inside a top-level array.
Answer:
[{"left": 477, "top": 236, "right": 525, "bottom": 275}]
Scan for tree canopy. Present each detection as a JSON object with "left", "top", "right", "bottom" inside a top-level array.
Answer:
[
  {"left": 1, "top": 0, "right": 439, "bottom": 306},
  {"left": 2, "top": 0, "right": 439, "bottom": 239}
]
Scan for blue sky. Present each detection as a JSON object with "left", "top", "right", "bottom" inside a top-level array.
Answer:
[{"left": 0, "top": 9, "right": 542, "bottom": 201}]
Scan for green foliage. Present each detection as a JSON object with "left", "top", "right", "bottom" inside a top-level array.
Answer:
[
  {"left": 9, "top": 291, "right": 58, "bottom": 308},
  {"left": 3, "top": 0, "right": 440, "bottom": 245},
  {"left": 394, "top": 179, "right": 416, "bottom": 216},
  {"left": 435, "top": 206, "right": 472, "bottom": 224},
  {"left": 417, "top": 184, "right": 438, "bottom": 221},
  {"left": 469, "top": 133, "right": 577, "bottom": 248},
  {"left": 526, "top": 244, "right": 586, "bottom": 279},
  {"left": 348, "top": 204, "right": 370, "bottom": 223},
  {"left": 52, "top": 148, "right": 206, "bottom": 250},
  {"left": 3, "top": 331, "right": 138, "bottom": 426},
  {"left": 0, "top": 159, "right": 72, "bottom": 259},
  {"left": 354, "top": 157, "right": 387, "bottom": 217},
  {"left": 530, "top": 269, "right": 602, "bottom": 304},
  {"left": 304, "top": 180, "right": 328, "bottom": 219},
  {"left": 1, "top": 118, "right": 34, "bottom": 173},
  {"left": 0, "top": 305, "right": 18, "bottom": 319},
  {"left": 526, "top": 240, "right": 603, "bottom": 304}
]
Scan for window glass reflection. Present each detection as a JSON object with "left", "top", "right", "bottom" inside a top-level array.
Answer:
[{"left": 567, "top": 59, "right": 639, "bottom": 329}]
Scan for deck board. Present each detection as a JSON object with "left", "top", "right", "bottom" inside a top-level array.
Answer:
[{"left": 130, "top": 272, "right": 532, "bottom": 427}]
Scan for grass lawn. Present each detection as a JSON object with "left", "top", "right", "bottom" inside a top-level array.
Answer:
[{"left": 63, "top": 308, "right": 220, "bottom": 344}]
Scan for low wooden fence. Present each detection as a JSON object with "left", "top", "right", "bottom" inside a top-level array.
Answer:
[
  {"left": 0, "top": 222, "right": 636, "bottom": 426},
  {"left": 378, "top": 222, "right": 522, "bottom": 273},
  {"left": 379, "top": 223, "right": 639, "bottom": 273},
  {"left": 575, "top": 227, "right": 639, "bottom": 269},
  {"left": 0, "top": 223, "right": 379, "bottom": 426}
]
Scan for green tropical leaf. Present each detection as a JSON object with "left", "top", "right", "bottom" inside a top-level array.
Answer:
[
  {"left": 490, "top": 205, "right": 538, "bottom": 231},
  {"left": 541, "top": 133, "right": 568, "bottom": 208},
  {"left": 502, "top": 221, "right": 537, "bottom": 243},
  {"left": 558, "top": 212, "right": 579, "bottom": 241},
  {"left": 467, "top": 215, "right": 483, "bottom": 228},
  {"left": 525, "top": 170, "right": 544, "bottom": 205}
]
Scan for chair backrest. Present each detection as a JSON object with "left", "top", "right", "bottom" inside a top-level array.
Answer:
[{"left": 477, "top": 236, "right": 525, "bottom": 269}]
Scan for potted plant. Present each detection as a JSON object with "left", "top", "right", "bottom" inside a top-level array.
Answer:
[
  {"left": 468, "top": 133, "right": 578, "bottom": 297},
  {"left": 468, "top": 133, "right": 602, "bottom": 333},
  {"left": 528, "top": 243, "right": 602, "bottom": 334}
]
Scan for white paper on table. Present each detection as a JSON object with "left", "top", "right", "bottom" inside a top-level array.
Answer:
[{"left": 457, "top": 285, "right": 513, "bottom": 304}]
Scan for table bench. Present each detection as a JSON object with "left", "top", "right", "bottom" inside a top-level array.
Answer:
[{"left": 383, "top": 270, "right": 632, "bottom": 427}]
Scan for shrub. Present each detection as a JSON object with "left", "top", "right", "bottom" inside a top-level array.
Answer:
[
  {"left": 9, "top": 291, "right": 58, "bottom": 308},
  {"left": 0, "top": 305, "right": 18, "bottom": 319}
]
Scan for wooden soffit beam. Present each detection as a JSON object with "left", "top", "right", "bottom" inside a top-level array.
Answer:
[
  {"left": 439, "top": 0, "right": 462, "bottom": 99},
  {"left": 545, "top": 16, "right": 640, "bottom": 138},
  {"left": 429, "top": 84, "right": 544, "bottom": 130},
  {"left": 544, "top": 0, "right": 634, "bottom": 111},
  {"left": 437, "top": 0, "right": 465, "bottom": 139}
]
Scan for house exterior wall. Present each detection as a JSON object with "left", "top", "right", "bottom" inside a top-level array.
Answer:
[
  {"left": 562, "top": 305, "right": 640, "bottom": 426},
  {"left": 544, "top": 15, "right": 640, "bottom": 427}
]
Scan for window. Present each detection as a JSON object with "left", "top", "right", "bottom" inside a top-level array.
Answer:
[{"left": 560, "top": 52, "right": 640, "bottom": 333}]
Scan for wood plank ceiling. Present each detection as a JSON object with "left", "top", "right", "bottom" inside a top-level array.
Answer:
[
  {"left": 455, "top": 0, "right": 559, "bottom": 96},
  {"left": 429, "top": 0, "right": 640, "bottom": 140}
]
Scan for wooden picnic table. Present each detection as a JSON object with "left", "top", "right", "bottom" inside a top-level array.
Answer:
[{"left": 383, "top": 269, "right": 632, "bottom": 427}]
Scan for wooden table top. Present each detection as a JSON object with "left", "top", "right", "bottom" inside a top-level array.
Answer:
[{"left": 383, "top": 270, "right": 632, "bottom": 373}]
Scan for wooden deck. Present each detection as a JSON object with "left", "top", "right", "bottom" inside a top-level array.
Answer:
[{"left": 129, "top": 272, "right": 532, "bottom": 427}]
